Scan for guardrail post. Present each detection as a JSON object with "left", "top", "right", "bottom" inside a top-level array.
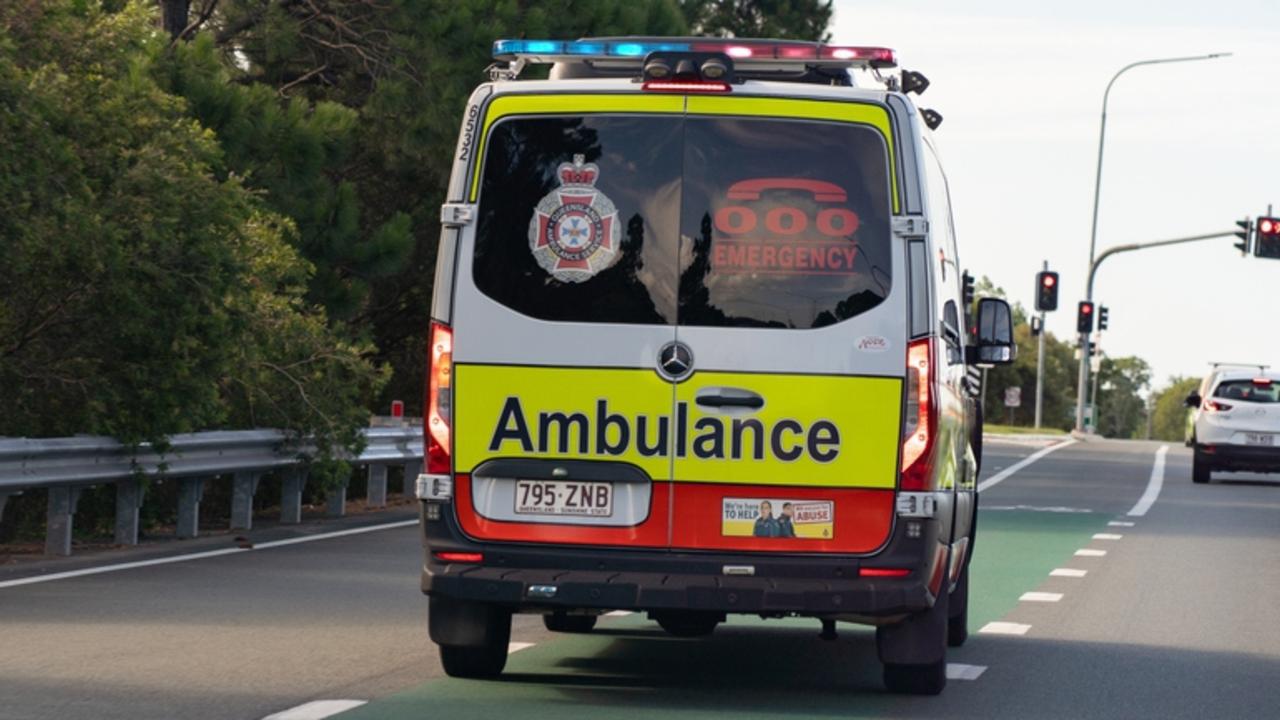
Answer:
[
  {"left": 366, "top": 464, "right": 388, "bottom": 508},
  {"left": 280, "top": 467, "right": 307, "bottom": 524},
  {"left": 177, "top": 478, "right": 205, "bottom": 539},
  {"left": 0, "top": 490, "right": 14, "bottom": 520},
  {"left": 114, "top": 479, "right": 145, "bottom": 545},
  {"left": 45, "top": 486, "right": 82, "bottom": 556},
  {"left": 403, "top": 460, "right": 422, "bottom": 496},
  {"left": 230, "top": 471, "right": 261, "bottom": 530},
  {"left": 326, "top": 481, "right": 348, "bottom": 518}
]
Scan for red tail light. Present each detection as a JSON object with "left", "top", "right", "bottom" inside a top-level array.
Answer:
[
  {"left": 426, "top": 321, "right": 453, "bottom": 474},
  {"left": 901, "top": 338, "right": 937, "bottom": 491},
  {"left": 1204, "top": 400, "right": 1233, "bottom": 413},
  {"left": 642, "top": 80, "right": 732, "bottom": 93},
  {"left": 860, "top": 567, "right": 911, "bottom": 578},
  {"left": 433, "top": 551, "right": 482, "bottom": 564}
]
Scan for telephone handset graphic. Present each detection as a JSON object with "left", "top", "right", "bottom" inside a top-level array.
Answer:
[{"left": 716, "top": 178, "right": 859, "bottom": 237}]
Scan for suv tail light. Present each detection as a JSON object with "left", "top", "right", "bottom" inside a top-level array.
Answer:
[
  {"left": 901, "top": 338, "right": 937, "bottom": 491},
  {"left": 426, "top": 321, "right": 453, "bottom": 474}
]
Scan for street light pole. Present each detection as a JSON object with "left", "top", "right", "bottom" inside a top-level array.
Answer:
[{"left": 1075, "top": 52, "right": 1232, "bottom": 432}]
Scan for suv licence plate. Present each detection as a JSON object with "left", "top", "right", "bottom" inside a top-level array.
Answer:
[
  {"left": 514, "top": 480, "right": 613, "bottom": 517},
  {"left": 1245, "top": 433, "right": 1275, "bottom": 446}
]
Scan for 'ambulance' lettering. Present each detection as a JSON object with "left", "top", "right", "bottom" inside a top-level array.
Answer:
[{"left": 487, "top": 397, "right": 841, "bottom": 463}]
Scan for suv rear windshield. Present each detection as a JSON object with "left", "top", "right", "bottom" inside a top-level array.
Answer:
[
  {"left": 1213, "top": 380, "right": 1280, "bottom": 403},
  {"left": 473, "top": 112, "right": 892, "bottom": 328}
]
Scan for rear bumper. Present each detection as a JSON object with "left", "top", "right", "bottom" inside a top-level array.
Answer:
[
  {"left": 1197, "top": 443, "right": 1280, "bottom": 472},
  {"left": 419, "top": 501, "right": 945, "bottom": 618}
]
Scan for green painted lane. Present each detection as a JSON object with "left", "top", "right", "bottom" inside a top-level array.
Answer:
[{"left": 337, "top": 510, "right": 1111, "bottom": 719}]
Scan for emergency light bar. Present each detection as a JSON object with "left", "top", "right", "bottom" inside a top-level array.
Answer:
[{"left": 492, "top": 38, "right": 897, "bottom": 68}]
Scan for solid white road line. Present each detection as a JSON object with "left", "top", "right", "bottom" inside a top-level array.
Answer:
[
  {"left": 1020, "top": 591, "right": 1063, "bottom": 602},
  {"left": 1050, "top": 568, "right": 1087, "bottom": 578},
  {"left": 1092, "top": 533, "right": 1123, "bottom": 540},
  {"left": 262, "top": 700, "right": 367, "bottom": 720},
  {"left": 1127, "top": 444, "right": 1169, "bottom": 517},
  {"left": 1108, "top": 520, "right": 1136, "bottom": 527},
  {"left": 1075, "top": 549, "right": 1108, "bottom": 557},
  {"left": 0, "top": 520, "right": 418, "bottom": 590},
  {"left": 946, "top": 664, "right": 988, "bottom": 680},
  {"left": 508, "top": 642, "right": 536, "bottom": 654},
  {"left": 982, "top": 505, "right": 1092, "bottom": 513},
  {"left": 979, "top": 622, "right": 1031, "bottom": 635},
  {"left": 977, "top": 439, "right": 1078, "bottom": 493}
]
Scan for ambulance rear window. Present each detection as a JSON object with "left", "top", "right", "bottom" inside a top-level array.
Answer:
[{"left": 472, "top": 112, "right": 891, "bottom": 328}]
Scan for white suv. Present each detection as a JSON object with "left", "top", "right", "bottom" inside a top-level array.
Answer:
[{"left": 1186, "top": 368, "right": 1280, "bottom": 483}]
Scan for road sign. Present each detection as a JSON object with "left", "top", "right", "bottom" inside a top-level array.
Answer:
[{"left": 1004, "top": 387, "right": 1022, "bottom": 408}]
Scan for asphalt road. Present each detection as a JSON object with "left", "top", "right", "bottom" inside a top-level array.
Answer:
[{"left": 2, "top": 436, "right": 1278, "bottom": 719}]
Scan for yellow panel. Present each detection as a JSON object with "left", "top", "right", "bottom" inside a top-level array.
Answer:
[
  {"left": 686, "top": 96, "right": 900, "bottom": 212},
  {"left": 454, "top": 364, "right": 903, "bottom": 489},
  {"left": 673, "top": 371, "right": 902, "bottom": 488},
  {"left": 469, "top": 94, "right": 685, "bottom": 200}
]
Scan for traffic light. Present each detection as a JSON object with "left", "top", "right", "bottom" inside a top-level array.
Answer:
[
  {"left": 1255, "top": 216, "right": 1280, "bottom": 259},
  {"left": 1098, "top": 305, "right": 1109, "bottom": 331},
  {"left": 961, "top": 270, "right": 975, "bottom": 308},
  {"left": 1034, "top": 270, "right": 1059, "bottom": 312},
  {"left": 1234, "top": 218, "right": 1253, "bottom": 255},
  {"left": 1077, "top": 301, "right": 1094, "bottom": 333}
]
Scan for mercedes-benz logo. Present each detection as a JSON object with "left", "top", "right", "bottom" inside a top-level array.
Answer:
[{"left": 657, "top": 341, "right": 694, "bottom": 381}]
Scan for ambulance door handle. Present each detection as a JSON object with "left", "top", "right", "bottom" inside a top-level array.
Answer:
[{"left": 695, "top": 390, "right": 764, "bottom": 409}]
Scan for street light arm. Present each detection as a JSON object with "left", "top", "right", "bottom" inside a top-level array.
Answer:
[{"left": 1086, "top": 230, "right": 1238, "bottom": 300}]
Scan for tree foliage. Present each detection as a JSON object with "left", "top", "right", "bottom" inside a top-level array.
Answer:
[
  {"left": 679, "top": 0, "right": 834, "bottom": 40},
  {"left": 1150, "top": 376, "right": 1199, "bottom": 442},
  {"left": 0, "top": 1, "right": 384, "bottom": 457}
]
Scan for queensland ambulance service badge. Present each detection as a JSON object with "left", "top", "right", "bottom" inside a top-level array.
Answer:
[{"left": 528, "top": 154, "right": 621, "bottom": 283}]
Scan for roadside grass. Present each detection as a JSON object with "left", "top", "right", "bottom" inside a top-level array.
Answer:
[{"left": 984, "top": 423, "right": 1069, "bottom": 435}]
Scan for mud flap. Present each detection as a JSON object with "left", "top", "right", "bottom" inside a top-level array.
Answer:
[
  {"left": 876, "top": 583, "right": 949, "bottom": 665},
  {"left": 429, "top": 594, "right": 510, "bottom": 647}
]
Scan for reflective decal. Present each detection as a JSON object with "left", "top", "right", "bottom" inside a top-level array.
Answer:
[
  {"left": 722, "top": 497, "right": 834, "bottom": 539},
  {"left": 710, "top": 177, "right": 862, "bottom": 276},
  {"left": 527, "top": 154, "right": 622, "bottom": 283}
]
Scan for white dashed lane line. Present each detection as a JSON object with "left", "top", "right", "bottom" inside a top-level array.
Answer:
[
  {"left": 261, "top": 700, "right": 367, "bottom": 720},
  {"left": 1075, "top": 549, "right": 1108, "bottom": 557},
  {"left": 979, "top": 622, "right": 1031, "bottom": 636},
  {"left": 508, "top": 642, "right": 536, "bottom": 654},
  {"left": 1092, "top": 533, "right": 1123, "bottom": 540},
  {"left": 1020, "top": 592, "right": 1063, "bottom": 603},
  {"left": 1050, "top": 568, "right": 1088, "bottom": 577},
  {"left": 604, "top": 610, "right": 633, "bottom": 617},
  {"left": 947, "top": 664, "right": 988, "bottom": 680},
  {"left": 1109, "top": 520, "right": 1135, "bottom": 527}
]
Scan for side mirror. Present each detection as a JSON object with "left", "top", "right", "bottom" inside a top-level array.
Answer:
[
  {"left": 965, "top": 297, "right": 1016, "bottom": 365},
  {"left": 1184, "top": 392, "right": 1201, "bottom": 408}
]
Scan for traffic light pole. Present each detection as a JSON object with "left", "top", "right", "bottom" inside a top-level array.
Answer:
[
  {"left": 1074, "top": 229, "right": 1239, "bottom": 432},
  {"left": 1035, "top": 260, "right": 1047, "bottom": 429}
]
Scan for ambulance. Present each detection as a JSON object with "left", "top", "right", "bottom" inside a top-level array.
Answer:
[{"left": 416, "top": 37, "right": 1016, "bottom": 695}]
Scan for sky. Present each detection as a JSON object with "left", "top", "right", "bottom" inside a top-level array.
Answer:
[{"left": 831, "top": 0, "right": 1280, "bottom": 392}]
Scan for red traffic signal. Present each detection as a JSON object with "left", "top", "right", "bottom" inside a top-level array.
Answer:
[
  {"left": 1035, "top": 270, "right": 1059, "bottom": 311},
  {"left": 1077, "top": 300, "right": 1094, "bottom": 333},
  {"left": 1257, "top": 216, "right": 1280, "bottom": 259}
]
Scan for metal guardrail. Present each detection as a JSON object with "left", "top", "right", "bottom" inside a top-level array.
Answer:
[{"left": 0, "top": 426, "right": 424, "bottom": 557}]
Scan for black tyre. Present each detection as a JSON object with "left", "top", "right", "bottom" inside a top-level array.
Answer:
[
  {"left": 440, "top": 640, "right": 509, "bottom": 679},
  {"left": 883, "top": 659, "right": 947, "bottom": 696},
  {"left": 1192, "top": 450, "right": 1211, "bottom": 484},
  {"left": 435, "top": 601, "right": 512, "bottom": 679},
  {"left": 947, "top": 559, "right": 970, "bottom": 648},
  {"left": 654, "top": 611, "right": 721, "bottom": 638},
  {"left": 971, "top": 401, "right": 984, "bottom": 475},
  {"left": 543, "top": 613, "right": 597, "bottom": 633}
]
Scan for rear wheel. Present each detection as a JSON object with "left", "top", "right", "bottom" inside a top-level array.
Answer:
[
  {"left": 1192, "top": 450, "right": 1211, "bottom": 484},
  {"left": 430, "top": 596, "right": 512, "bottom": 679},
  {"left": 878, "top": 578, "right": 949, "bottom": 695},
  {"left": 543, "top": 612, "right": 597, "bottom": 633},
  {"left": 654, "top": 611, "right": 721, "bottom": 638},
  {"left": 883, "top": 659, "right": 947, "bottom": 695}
]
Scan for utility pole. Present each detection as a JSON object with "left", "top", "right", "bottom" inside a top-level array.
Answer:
[{"left": 1034, "top": 260, "right": 1048, "bottom": 429}]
